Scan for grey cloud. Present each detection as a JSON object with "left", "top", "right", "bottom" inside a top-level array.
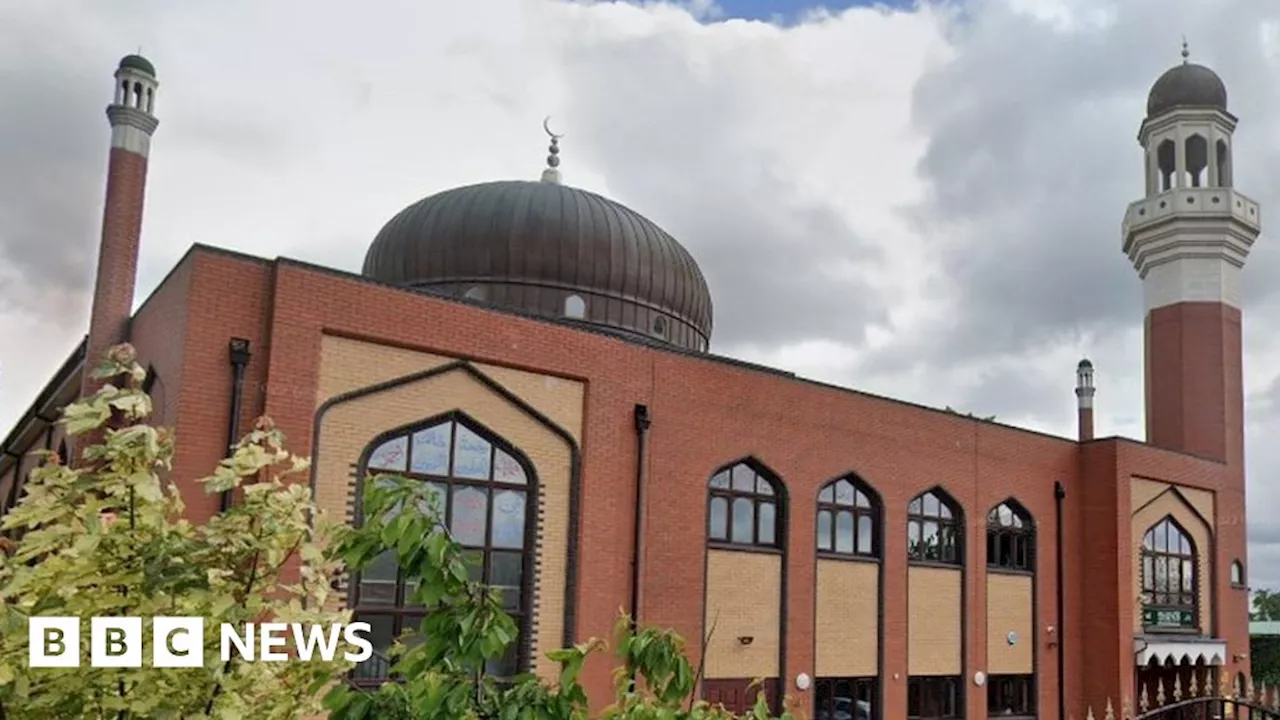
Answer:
[
  {"left": 551, "top": 29, "right": 889, "bottom": 349},
  {"left": 902, "top": 0, "right": 1280, "bottom": 366}
]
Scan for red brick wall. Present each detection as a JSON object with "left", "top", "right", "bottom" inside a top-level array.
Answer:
[{"left": 129, "top": 248, "right": 1250, "bottom": 719}]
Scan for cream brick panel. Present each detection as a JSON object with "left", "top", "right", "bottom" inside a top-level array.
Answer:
[
  {"left": 1132, "top": 478, "right": 1214, "bottom": 526},
  {"left": 986, "top": 574, "right": 1033, "bottom": 674},
  {"left": 316, "top": 335, "right": 583, "bottom": 442},
  {"left": 704, "top": 550, "right": 781, "bottom": 679},
  {"left": 1131, "top": 490, "right": 1214, "bottom": 635},
  {"left": 815, "top": 559, "right": 878, "bottom": 676},
  {"left": 315, "top": 339, "right": 582, "bottom": 684},
  {"left": 908, "top": 566, "right": 962, "bottom": 675}
]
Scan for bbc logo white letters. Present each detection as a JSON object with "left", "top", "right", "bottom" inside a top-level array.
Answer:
[
  {"left": 28, "top": 617, "right": 79, "bottom": 668},
  {"left": 31, "top": 617, "right": 208, "bottom": 668},
  {"left": 28, "top": 617, "right": 371, "bottom": 668}
]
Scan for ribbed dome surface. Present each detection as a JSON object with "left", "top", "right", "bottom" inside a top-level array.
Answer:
[
  {"left": 1147, "top": 62, "right": 1228, "bottom": 117},
  {"left": 362, "top": 180, "right": 713, "bottom": 351}
]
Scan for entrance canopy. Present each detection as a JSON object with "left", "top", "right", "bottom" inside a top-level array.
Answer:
[{"left": 1134, "top": 636, "right": 1227, "bottom": 666}]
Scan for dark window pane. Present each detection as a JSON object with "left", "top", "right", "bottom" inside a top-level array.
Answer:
[
  {"left": 489, "top": 551, "right": 524, "bottom": 611},
  {"left": 857, "top": 514, "right": 874, "bottom": 554},
  {"left": 731, "top": 465, "right": 755, "bottom": 492},
  {"left": 709, "top": 497, "right": 728, "bottom": 540},
  {"left": 485, "top": 640, "right": 520, "bottom": 678},
  {"left": 817, "top": 510, "right": 833, "bottom": 551},
  {"left": 758, "top": 502, "right": 776, "bottom": 545},
  {"left": 756, "top": 477, "right": 774, "bottom": 496},
  {"left": 710, "top": 471, "right": 730, "bottom": 489},
  {"left": 359, "top": 549, "right": 398, "bottom": 606},
  {"left": 732, "top": 498, "right": 754, "bottom": 544},
  {"left": 835, "top": 511, "right": 855, "bottom": 554},
  {"left": 461, "top": 549, "right": 484, "bottom": 582}
]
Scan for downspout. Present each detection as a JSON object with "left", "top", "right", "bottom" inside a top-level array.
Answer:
[
  {"left": 1055, "top": 480, "right": 1067, "bottom": 720},
  {"left": 630, "top": 403, "right": 651, "bottom": 629},
  {"left": 220, "top": 338, "right": 252, "bottom": 512}
]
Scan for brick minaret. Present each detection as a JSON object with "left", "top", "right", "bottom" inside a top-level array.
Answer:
[
  {"left": 1122, "top": 47, "right": 1260, "bottom": 465},
  {"left": 1075, "top": 358, "right": 1095, "bottom": 441},
  {"left": 81, "top": 54, "right": 159, "bottom": 397}
]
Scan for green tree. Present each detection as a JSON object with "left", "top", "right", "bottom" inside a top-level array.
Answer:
[
  {"left": 1253, "top": 589, "right": 1280, "bottom": 621},
  {"left": 0, "top": 344, "right": 358, "bottom": 719},
  {"left": 0, "top": 344, "right": 797, "bottom": 719},
  {"left": 323, "top": 471, "right": 798, "bottom": 720}
]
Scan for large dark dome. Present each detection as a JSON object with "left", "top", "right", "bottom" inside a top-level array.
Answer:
[
  {"left": 1147, "top": 62, "right": 1228, "bottom": 117},
  {"left": 363, "top": 180, "right": 713, "bottom": 351}
]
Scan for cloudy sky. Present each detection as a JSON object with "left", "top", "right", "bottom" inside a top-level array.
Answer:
[{"left": 1, "top": 0, "right": 1279, "bottom": 591}]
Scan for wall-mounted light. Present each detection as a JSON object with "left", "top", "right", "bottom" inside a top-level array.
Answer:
[{"left": 738, "top": 636, "right": 754, "bottom": 646}]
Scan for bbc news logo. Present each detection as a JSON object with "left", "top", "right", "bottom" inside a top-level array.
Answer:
[{"left": 28, "top": 617, "right": 373, "bottom": 668}]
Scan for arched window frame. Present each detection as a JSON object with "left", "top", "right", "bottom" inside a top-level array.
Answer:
[
  {"left": 907, "top": 487, "right": 963, "bottom": 566},
  {"left": 1230, "top": 559, "right": 1245, "bottom": 587},
  {"left": 706, "top": 460, "right": 784, "bottom": 551},
  {"left": 349, "top": 411, "right": 538, "bottom": 683},
  {"left": 1140, "top": 516, "right": 1198, "bottom": 631},
  {"left": 986, "top": 499, "right": 1034, "bottom": 573},
  {"left": 815, "top": 475, "right": 880, "bottom": 559}
]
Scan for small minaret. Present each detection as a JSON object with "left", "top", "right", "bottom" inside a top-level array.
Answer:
[
  {"left": 1121, "top": 42, "right": 1260, "bottom": 463},
  {"left": 1075, "top": 359, "right": 1095, "bottom": 441},
  {"left": 81, "top": 54, "right": 159, "bottom": 396}
]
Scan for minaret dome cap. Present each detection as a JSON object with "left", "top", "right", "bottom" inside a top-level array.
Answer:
[
  {"left": 118, "top": 54, "right": 156, "bottom": 78},
  {"left": 1078, "top": 359, "right": 1093, "bottom": 369}
]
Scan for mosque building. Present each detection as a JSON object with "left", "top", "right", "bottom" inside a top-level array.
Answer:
[{"left": 0, "top": 47, "right": 1261, "bottom": 719}]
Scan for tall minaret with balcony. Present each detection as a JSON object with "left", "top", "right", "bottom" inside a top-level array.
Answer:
[
  {"left": 82, "top": 54, "right": 160, "bottom": 397},
  {"left": 1121, "top": 44, "right": 1261, "bottom": 465}
]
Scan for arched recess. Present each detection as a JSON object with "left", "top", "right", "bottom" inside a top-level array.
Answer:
[
  {"left": 984, "top": 498, "right": 1037, "bottom": 719},
  {"left": 1140, "top": 515, "right": 1199, "bottom": 631},
  {"left": 812, "top": 474, "right": 883, "bottom": 720},
  {"left": 1157, "top": 138, "right": 1177, "bottom": 191},
  {"left": 1131, "top": 488, "right": 1212, "bottom": 634},
  {"left": 1185, "top": 134, "right": 1209, "bottom": 187},
  {"left": 351, "top": 411, "right": 537, "bottom": 683},
  {"left": 906, "top": 486, "right": 965, "bottom": 718},
  {"left": 1230, "top": 560, "right": 1245, "bottom": 587},
  {"left": 1216, "top": 140, "right": 1232, "bottom": 186},
  {"left": 702, "top": 458, "right": 787, "bottom": 714},
  {"left": 309, "top": 358, "right": 581, "bottom": 685}
]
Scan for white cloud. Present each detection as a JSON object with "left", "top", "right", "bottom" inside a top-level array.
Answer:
[{"left": 2, "top": 0, "right": 1279, "bottom": 590}]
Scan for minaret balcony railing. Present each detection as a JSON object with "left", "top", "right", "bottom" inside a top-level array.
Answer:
[{"left": 1123, "top": 187, "right": 1261, "bottom": 242}]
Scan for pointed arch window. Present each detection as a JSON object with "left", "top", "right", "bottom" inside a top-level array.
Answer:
[
  {"left": 708, "top": 462, "right": 782, "bottom": 550},
  {"left": 353, "top": 415, "right": 535, "bottom": 683},
  {"left": 816, "top": 476, "right": 879, "bottom": 558},
  {"left": 907, "top": 489, "right": 962, "bottom": 565},
  {"left": 986, "top": 500, "right": 1034, "bottom": 572},
  {"left": 1140, "top": 517, "right": 1197, "bottom": 630}
]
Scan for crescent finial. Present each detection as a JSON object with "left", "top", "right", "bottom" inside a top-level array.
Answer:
[{"left": 543, "top": 115, "right": 565, "bottom": 140}]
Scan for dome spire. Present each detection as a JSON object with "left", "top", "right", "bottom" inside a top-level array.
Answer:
[
  {"left": 541, "top": 116, "right": 563, "bottom": 184},
  {"left": 1181, "top": 35, "right": 1190, "bottom": 64}
]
